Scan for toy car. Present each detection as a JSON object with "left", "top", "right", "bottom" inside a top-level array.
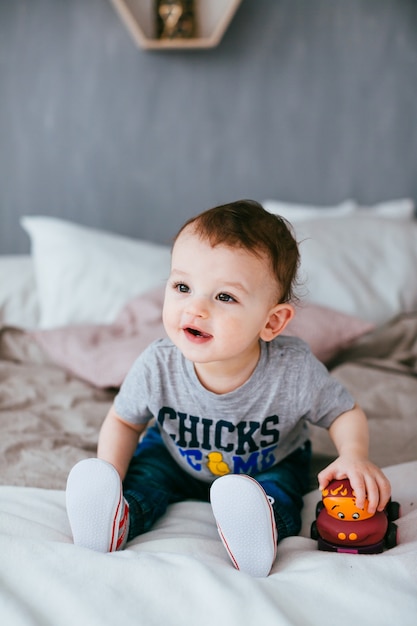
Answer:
[{"left": 310, "top": 478, "right": 400, "bottom": 554}]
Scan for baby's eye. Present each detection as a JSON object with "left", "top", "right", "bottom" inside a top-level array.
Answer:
[
  {"left": 174, "top": 283, "right": 190, "bottom": 293},
  {"left": 217, "top": 293, "right": 236, "bottom": 303}
]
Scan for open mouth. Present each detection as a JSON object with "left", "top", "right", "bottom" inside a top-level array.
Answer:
[{"left": 185, "top": 327, "right": 212, "bottom": 339}]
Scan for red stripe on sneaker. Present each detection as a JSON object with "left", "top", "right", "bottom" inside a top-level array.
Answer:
[
  {"left": 217, "top": 526, "right": 240, "bottom": 570},
  {"left": 109, "top": 497, "right": 122, "bottom": 552},
  {"left": 116, "top": 501, "right": 129, "bottom": 551}
]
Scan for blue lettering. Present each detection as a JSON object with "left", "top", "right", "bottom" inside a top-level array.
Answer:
[
  {"left": 232, "top": 451, "right": 259, "bottom": 474},
  {"left": 178, "top": 448, "right": 203, "bottom": 471},
  {"left": 260, "top": 445, "right": 278, "bottom": 471}
]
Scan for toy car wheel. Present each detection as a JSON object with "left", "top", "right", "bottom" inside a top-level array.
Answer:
[
  {"left": 384, "top": 522, "right": 398, "bottom": 549},
  {"left": 386, "top": 500, "right": 400, "bottom": 521},
  {"left": 311, "top": 520, "right": 319, "bottom": 540},
  {"left": 315, "top": 501, "right": 324, "bottom": 517}
]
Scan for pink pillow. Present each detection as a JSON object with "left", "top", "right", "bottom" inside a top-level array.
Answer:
[{"left": 283, "top": 303, "right": 374, "bottom": 363}]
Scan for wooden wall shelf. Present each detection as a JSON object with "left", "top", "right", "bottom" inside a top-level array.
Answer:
[{"left": 110, "top": 0, "right": 242, "bottom": 50}]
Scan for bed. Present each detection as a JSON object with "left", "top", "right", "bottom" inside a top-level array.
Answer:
[{"left": 1, "top": 202, "right": 417, "bottom": 626}]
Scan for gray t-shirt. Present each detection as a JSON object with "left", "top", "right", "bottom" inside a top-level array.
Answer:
[{"left": 114, "top": 336, "right": 354, "bottom": 483}]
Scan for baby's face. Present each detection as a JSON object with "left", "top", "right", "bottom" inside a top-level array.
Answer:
[{"left": 163, "top": 228, "right": 280, "bottom": 373}]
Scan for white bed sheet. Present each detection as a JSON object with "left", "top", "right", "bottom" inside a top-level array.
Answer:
[{"left": 1, "top": 461, "right": 416, "bottom": 626}]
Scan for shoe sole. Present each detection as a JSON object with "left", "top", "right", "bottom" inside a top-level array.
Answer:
[
  {"left": 210, "top": 474, "right": 277, "bottom": 577},
  {"left": 66, "top": 458, "right": 123, "bottom": 552}
]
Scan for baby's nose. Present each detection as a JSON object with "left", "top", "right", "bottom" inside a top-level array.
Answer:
[{"left": 185, "top": 296, "right": 210, "bottom": 318}]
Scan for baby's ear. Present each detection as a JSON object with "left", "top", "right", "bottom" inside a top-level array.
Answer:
[{"left": 260, "top": 303, "right": 294, "bottom": 342}]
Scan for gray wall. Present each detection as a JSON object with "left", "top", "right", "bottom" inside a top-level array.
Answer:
[{"left": 1, "top": 0, "right": 417, "bottom": 253}]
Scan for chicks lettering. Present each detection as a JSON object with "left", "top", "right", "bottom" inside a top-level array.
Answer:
[{"left": 157, "top": 407, "right": 280, "bottom": 476}]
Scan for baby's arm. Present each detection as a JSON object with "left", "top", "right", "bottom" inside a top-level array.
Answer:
[
  {"left": 317, "top": 404, "right": 391, "bottom": 514},
  {"left": 98, "top": 404, "right": 146, "bottom": 480}
]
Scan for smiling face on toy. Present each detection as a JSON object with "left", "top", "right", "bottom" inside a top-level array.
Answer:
[{"left": 322, "top": 480, "right": 374, "bottom": 522}]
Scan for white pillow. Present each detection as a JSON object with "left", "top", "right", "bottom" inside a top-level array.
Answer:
[
  {"left": 263, "top": 198, "right": 415, "bottom": 222},
  {"left": 262, "top": 199, "right": 356, "bottom": 222},
  {"left": 0, "top": 256, "right": 40, "bottom": 328},
  {"left": 295, "top": 216, "right": 417, "bottom": 324},
  {"left": 21, "top": 211, "right": 417, "bottom": 329},
  {"left": 21, "top": 216, "right": 171, "bottom": 329},
  {"left": 356, "top": 198, "right": 415, "bottom": 219}
]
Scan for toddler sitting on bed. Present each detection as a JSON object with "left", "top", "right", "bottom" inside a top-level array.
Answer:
[{"left": 66, "top": 199, "right": 391, "bottom": 577}]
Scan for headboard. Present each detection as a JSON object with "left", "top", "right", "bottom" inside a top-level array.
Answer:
[{"left": 1, "top": 0, "right": 417, "bottom": 253}]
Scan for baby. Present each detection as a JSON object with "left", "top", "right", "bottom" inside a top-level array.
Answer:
[{"left": 66, "top": 199, "right": 391, "bottom": 577}]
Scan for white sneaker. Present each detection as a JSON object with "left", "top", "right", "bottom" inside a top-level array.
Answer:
[
  {"left": 66, "top": 458, "right": 129, "bottom": 553},
  {"left": 210, "top": 474, "right": 277, "bottom": 577}
]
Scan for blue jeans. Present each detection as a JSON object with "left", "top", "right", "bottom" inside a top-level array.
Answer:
[{"left": 123, "top": 424, "right": 311, "bottom": 543}]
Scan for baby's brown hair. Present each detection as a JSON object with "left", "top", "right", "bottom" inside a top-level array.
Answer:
[{"left": 174, "top": 199, "right": 300, "bottom": 304}]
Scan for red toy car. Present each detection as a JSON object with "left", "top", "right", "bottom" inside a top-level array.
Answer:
[{"left": 310, "top": 479, "right": 400, "bottom": 554}]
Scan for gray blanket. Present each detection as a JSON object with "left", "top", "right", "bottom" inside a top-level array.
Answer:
[{"left": 310, "top": 312, "right": 417, "bottom": 467}]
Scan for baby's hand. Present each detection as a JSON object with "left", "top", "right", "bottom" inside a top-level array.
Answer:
[{"left": 317, "top": 456, "right": 391, "bottom": 514}]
